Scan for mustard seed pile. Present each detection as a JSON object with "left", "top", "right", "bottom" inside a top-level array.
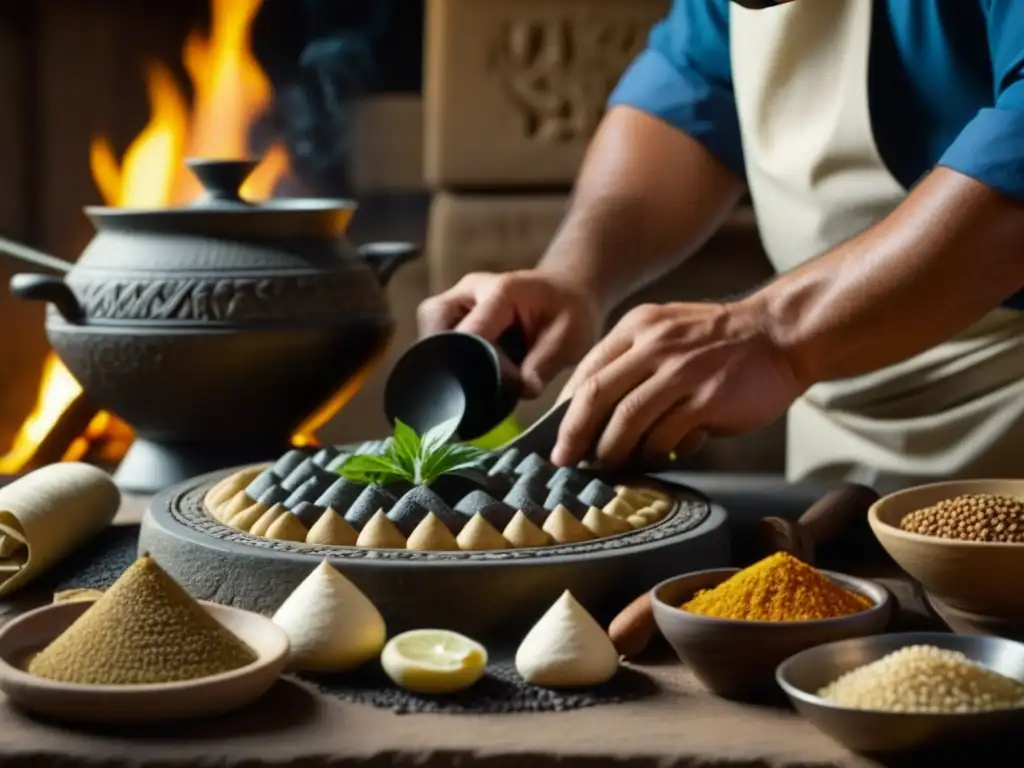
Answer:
[
  {"left": 28, "top": 554, "right": 256, "bottom": 685},
  {"left": 899, "top": 493, "right": 1024, "bottom": 542},
  {"left": 818, "top": 645, "right": 1024, "bottom": 713}
]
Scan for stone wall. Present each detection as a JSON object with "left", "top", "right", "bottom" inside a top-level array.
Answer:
[{"left": 425, "top": 0, "right": 669, "bottom": 187}]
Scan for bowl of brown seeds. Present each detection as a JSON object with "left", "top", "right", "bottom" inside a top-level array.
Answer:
[{"left": 869, "top": 480, "right": 1024, "bottom": 619}]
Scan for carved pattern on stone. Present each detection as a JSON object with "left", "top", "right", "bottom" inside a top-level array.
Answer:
[
  {"left": 489, "top": 13, "right": 656, "bottom": 144},
  {"left": 67, "top": 273, "right": 383, "bottom": 323}
]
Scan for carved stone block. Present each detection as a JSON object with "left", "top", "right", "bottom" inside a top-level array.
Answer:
[
  {"left": 427, "top": 192, "right": 568, "bottom": 292},
  {"left": 425, "top": 0, "right": 669, "bottom": 187},
  {"left": 350, "top": 95, "right": 425, "bottom": 194}
]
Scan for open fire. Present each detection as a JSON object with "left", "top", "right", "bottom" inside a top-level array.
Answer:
[{"left": 0, "top": 0, "right": 299, "bottom": 474}]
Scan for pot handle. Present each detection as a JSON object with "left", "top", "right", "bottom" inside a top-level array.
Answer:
[
  {"left": 358, "top": 242, "right": 420, "bottom": 288},
  {"left": 10, "top": 273, "right": 84, "bottom": 323}
]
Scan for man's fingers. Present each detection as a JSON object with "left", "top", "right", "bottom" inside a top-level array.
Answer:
[
  {"left": 417, "top": 294, "right": 468, "bottom": 337},
  {"left": 557, "top": 330, "right": 632, "bottom": 404},
  {"left": 551, "top": 348, "right": 649, "bottom": 466},
  {"left": 455, "top": 289, "right": 516, "bottom": 342},
  {"left": 594, "top": 364, "right": 694, "bottom": 468},
  {"left": 642, "top": 395, "right": 711, "bottom": 459}
]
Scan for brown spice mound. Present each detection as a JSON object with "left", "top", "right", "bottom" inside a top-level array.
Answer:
[
  {"left": 28, "top": 554, "right": 256, "bottom": 685},
  {"left": 899, "top": 494, "right": 1024, "bottom": 542},
  {"left": 682, "top": 551, "right": 872, "bottom": 621}
]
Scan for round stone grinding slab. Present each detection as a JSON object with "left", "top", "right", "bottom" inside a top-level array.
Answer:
[{"left": 139, "top": 470, "right": 730, "bottom": 640}]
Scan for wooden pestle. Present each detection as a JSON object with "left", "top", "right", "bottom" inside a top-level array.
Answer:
[
  {"left": 751, "top": 482, "right": 880, "bottom": 564},
  {"left": 606, "top": 482, "right": 880, "bottom": 658}
]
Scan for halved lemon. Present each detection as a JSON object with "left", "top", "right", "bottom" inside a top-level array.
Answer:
[{"left": 380, "top": 629, "right": 488, "bottom": 694}]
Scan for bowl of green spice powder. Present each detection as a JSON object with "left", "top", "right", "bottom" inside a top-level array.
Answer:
[{"left": 777, "top": 632, "right": 1024, "bottom": 754}]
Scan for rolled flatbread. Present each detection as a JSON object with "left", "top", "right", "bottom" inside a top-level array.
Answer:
[{"left": 0, "top": 463, "right": 120, "bottom": 597}]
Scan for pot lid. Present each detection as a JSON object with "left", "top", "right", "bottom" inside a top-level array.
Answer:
[{"left": 83, "top": 158, "right": 357, "bottom": 238}]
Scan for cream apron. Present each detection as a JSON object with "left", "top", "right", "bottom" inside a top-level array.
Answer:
[{"left": 730, "top": 0, "right": 1024, "bottom": 492}]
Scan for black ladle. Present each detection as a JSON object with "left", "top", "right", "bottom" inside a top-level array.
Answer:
[
  {"left": 383, "top": 326, "right": 686, "bottom": 470},
  {"left": 383, "top": 325, "right": 529, "bottom": 441}
]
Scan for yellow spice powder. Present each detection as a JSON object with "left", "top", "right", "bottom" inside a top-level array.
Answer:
[
  {"left": 681, "top": 551, "right": 872, "bottom": 621},
  {"left": 29, "top": 554, "right": 256, "bottom": 685}
]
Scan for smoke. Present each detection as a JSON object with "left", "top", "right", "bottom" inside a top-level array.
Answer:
[{"left": 251, "top": 0, "right": 421, "bottom": 196}]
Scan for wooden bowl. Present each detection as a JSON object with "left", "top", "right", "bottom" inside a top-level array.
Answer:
[
  {"left": 0, "top": 600, "right": 290, "bottom": 725},
  {"left": 868, "top": 479, "right": 1024, "bottom": 617},
  {"left": 650, "top": 568, "right": 891, "bottom": 700}
]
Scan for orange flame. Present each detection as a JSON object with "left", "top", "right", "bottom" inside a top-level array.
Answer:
[{"left": 0, "top": 0, "right": 293, "bottom": 472}]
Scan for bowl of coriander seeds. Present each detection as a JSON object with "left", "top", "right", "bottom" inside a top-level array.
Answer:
[{"left": 869, "top": 480, "right": 1024, "bottom": 619}]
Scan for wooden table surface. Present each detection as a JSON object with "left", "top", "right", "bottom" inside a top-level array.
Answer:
[{"left": 0, "top": 492, "right": 1018, "bottom": 767}]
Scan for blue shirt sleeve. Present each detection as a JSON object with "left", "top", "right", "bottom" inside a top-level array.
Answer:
[
  {"left": 607, "top": 0, "right": 745, "bottom": 180},
  {"left": 938, "top": 0, "right": 1024, "bottom": 201}
]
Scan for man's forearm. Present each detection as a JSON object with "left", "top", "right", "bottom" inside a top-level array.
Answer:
[
  {"left": 746, "top": 167, "right": 1024, "bottom": 387},
  {"left": 538, "top": 105, "right": 746, "bottom": 315}
]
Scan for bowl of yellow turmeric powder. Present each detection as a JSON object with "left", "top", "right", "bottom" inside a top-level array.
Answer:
[{"left": 650, "top": 552, "right": 891, "bottom": 700}]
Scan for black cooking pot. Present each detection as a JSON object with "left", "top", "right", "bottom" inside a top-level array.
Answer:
[{"left": 9, "top": 158, "right": 419, "bottom": 492}]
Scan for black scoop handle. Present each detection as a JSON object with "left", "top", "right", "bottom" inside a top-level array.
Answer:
[{"left": 496, "top": 324, "right": 529, "bottom": 367}]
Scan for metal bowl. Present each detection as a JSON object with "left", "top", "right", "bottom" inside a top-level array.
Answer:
[{"left": 776, "top": 632, "right": 1024, "bottom": 754}]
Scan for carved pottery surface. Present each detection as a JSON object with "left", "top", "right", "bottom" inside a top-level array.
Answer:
[
  {"left": 425, "top": 0, "right": 668, "bottom": 186},
  {"left": 65, "top": 272, "right": 384, "bottom": 324}
]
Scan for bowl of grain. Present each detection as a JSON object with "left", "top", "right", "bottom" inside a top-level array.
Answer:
[
  {"left": 868, "top": 479, "right": 1024, "bottom": 617},
  {"left": 650, "top": 553, "right": 891, "bottom": 700},
  {"left": 777, "top": 632, "right": 1024, "bottom": 754}
]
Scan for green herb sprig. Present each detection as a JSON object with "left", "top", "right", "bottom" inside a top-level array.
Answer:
[{"left": 337, "top": 417, "right": 488, "bottom": 487}]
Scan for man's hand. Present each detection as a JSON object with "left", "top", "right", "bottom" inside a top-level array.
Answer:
[
  {"left": 551, "top": 300, "right": 805, "bottom": 468},
  {"left": 416, "top": 269, "right": 603, "bottom": 398}
]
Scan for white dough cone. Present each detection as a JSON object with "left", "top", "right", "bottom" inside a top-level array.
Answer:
[
  {"left": 515, "top": 590, "right": 619, "bottom": 687},
  {"left": 272, "top": 560, "right": 386, "bottom": 672}
]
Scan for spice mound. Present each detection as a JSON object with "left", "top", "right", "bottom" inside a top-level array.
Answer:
[
  {"left": 28, "top": 554, "right": 256, "bottom": 685},
  {"left": 900, "top": 493, "right": 1024, "bottom": 542},
  {"left": 681, "top": 552, "right": 872, "bottom": 621},
  {"left": 819, "top": 645, "right": 1024, "bottom": 713}
]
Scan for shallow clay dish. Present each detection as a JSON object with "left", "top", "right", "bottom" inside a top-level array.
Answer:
[
  {"left": 650, "top": 568, "right": 891, "bottom": 700},
  {"left": 777, "top": 632, "right": 1024, "bottom": 754},
  {"left": 0, "top": 599, "right": 289, "bottom": 725},
  {"left": 869, "top": 479, "right": 1024, "bottom": 617}
]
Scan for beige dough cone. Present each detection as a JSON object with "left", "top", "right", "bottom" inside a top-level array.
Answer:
[
  {"left": 503, "top": 511, "right": 551, "bottom": 548},
  {"left": 306, "top": 509, "right": 358, "bottom": 546},
  {"left": 205, "top": 466, "right": 263, "bottom": 511},
  {"left": 266, "top": 513, "right": 308, "bottom": 542},
  {"left": 581, "top": 507, "right": 633, "bottom": 537},
  {"left": 250, "top": 504, "right": 286, "bottom": 537},
  {"left": 603, "top": 497, "right": 635, "bottom": 519},
  {"left": 543, "top": 505, "right": 594, "bottom": 544},
  {"left": 216, "top": 490, "right": 255, "bottom": 524},
  {"left": 356, "top": 510, "right": 407, "bottom": 549},
  {"left": 227, "top": 501, "right": 270, "bottom": 532},
  {"left": 456, "top": 514, "right": 509, "bottom": 551},
  {"left": 407, "top": 513, "right": 460, "bottom": 551},
  {"left": 614, "top": 486, "right": 651, "bottom": 510}
]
